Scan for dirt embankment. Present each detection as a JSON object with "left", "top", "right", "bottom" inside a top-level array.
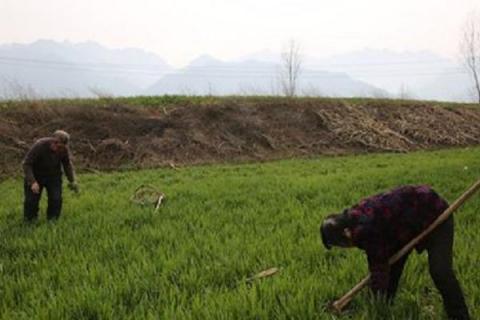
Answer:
[{"left": 1, "top": 98, "right": 480, "bottom": 178}]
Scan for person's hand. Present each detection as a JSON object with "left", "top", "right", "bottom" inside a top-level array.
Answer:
[
  {"left": 31, "top": 181, "right": 40, "bottom": 194},
  {"left": 68, "top": 182, "right": 79, "bottom": 193}
]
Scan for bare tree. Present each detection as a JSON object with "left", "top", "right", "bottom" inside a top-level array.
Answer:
[
  {"left": 279, "top": 39, "right": 302, "bottom": 97},
  {"left": 398, "top": 83, "right": 416, "bottom": 100},
  {"left": 460, "top": 12, "right": 480, "bottom": 103}
]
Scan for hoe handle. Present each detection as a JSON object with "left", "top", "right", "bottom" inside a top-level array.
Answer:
[{"left": 332, "top": 179, "right": 480, "bottom": 313}]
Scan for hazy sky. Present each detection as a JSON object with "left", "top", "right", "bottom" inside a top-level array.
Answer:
[{"left": 0, "top": 0, "right": 478, "bottom": 66}]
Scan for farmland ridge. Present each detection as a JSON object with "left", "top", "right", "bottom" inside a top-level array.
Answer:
[{"left": 1, "top": 96, "right": 479, "bottom": 178}]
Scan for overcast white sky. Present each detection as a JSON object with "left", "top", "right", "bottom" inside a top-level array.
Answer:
[{"left": 0, "top": 0, "right": 478, "bottom": 67}]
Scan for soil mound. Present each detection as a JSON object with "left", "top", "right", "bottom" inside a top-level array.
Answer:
[{"left": 1, "top": 98, "right": 479, "bottom": 178}]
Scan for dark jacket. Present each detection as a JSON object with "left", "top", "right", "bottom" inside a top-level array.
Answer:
[
  {"left": 22, "top": 137, "right": 75, "bottom": 185},
  {"left": 344, "top": 185, "right": 448, "bottom": 295}
]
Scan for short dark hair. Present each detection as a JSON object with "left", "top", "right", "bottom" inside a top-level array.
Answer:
[{"left": 320, "top": 212, "right": 351, "bottom": 249}]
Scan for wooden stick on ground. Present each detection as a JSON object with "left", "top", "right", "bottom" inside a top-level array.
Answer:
[
  {"left": 331, "top": 179, "right": 480, "bottom": 313},
  {"left": 246, "top": 267, "right": 280, "bottom": 283},
  {"left": 154, "top": 193, "right": 165, "bottom": 214}
]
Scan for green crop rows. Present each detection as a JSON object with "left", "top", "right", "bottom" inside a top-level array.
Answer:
[{"left": 1, "top": 148, "right": 479, "bottom": 319}]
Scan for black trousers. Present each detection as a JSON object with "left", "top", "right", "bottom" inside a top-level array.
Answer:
[
  {"left": 24, "top": 175, "right": 63, "bottom": 221},
  {"left": 387, "top": 216, "right": 470, "bottom": 320}
]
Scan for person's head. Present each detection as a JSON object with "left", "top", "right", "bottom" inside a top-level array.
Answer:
[
  {"left": 50, "top": 130, "right": 70, "bottom": 152},
  {"left": 320, "top": 212, "right": 354, "bottom": 249}
]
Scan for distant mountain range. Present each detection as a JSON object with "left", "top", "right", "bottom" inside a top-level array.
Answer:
[
  {"left": 318, "top": 50, "right": 474, "bottom": 102},
  {"left": 145, "top": 54, "right": 384, "bottom": 97},
  {"left": 238, "top": 49, "right": 474, "bottom": 102},
  {"left": 0, "top": 40, "right": 172, "bottom": 98},
  {"left": 0, "top": 40, "right": 474, "bottom": 102}
]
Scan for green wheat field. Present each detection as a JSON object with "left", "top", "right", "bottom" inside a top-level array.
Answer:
[{"left": 1, "top": 148, "right": 479, "bottom": 319}]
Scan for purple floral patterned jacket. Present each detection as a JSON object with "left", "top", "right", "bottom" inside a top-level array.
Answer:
[{"left": 345, "top": 185, "right": 448, "bottom": 295}]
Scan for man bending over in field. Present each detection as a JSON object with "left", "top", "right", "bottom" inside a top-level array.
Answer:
[
  {"left": 320, "top": 185, "right": 470, "bottom": 320},
  {"left": 22, "top": 130, "right": 79, "bottom": 222}
]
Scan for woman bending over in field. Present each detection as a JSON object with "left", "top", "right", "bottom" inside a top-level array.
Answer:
[{"left": 320, "top": 185, "right": 470, "bottom": 320}]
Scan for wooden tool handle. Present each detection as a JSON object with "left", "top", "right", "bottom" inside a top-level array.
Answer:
[{"left": 331, "top": 179, "right": 480, "bottom": 313}]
